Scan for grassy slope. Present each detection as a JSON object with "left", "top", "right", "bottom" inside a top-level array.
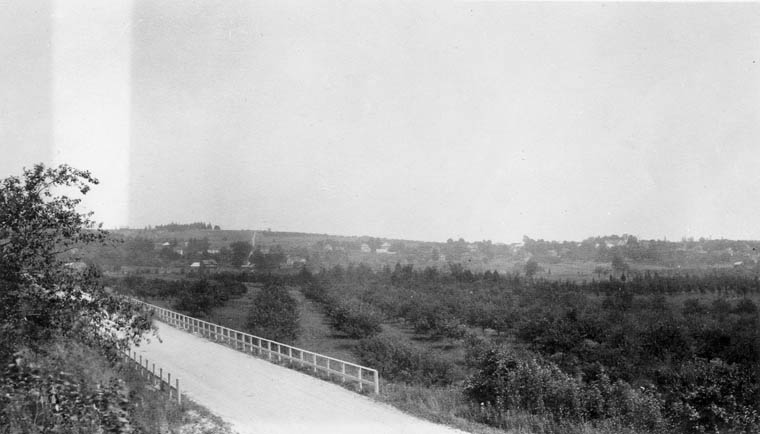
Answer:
[{"left": 3, "top": 339, "right": 232, "bottom": 434}]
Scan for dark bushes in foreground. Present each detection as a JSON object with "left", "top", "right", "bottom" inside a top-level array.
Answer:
[
  {"left": 465, "top": 348, "right": 667, "bottom": 432},
  {"left": 655, "top": 358, "right": 760, "bottom": 433}
]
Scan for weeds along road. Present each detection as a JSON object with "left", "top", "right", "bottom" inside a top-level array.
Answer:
[{"left": 132, "top": 321, "right": 468, "bottom": 434}]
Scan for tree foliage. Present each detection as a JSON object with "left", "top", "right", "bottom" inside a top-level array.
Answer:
[
  {"left": 0, "top": 164, "right": 150, "bottom": 360},
  {"left": 0, "top": 163, "right": 152, "bottom": 432},
  {"left": 246, "top": 284, "right": 300, "bottom": 344}
]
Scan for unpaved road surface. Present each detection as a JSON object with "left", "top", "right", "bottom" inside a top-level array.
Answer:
[{"left": 133, "top": 322, "right": 467, "bottom": 434}]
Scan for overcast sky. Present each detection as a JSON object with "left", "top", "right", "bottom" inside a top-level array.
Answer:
[{"left": 2, "top": 1, "right": 760, "bottom": 243}]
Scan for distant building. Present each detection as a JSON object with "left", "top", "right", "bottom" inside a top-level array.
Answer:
[
  {"left": 190, "top": 259, "right": 218, "bottom": 269},
  {"left": 286, "top": 255, "right": 307, "bottom": 266},
  {"left": 360, "top": 243, "right": 371, "bottom": 253},
  {"left": 323, "top": 244, "right": 333, "bottom": 252},
  {"left": 64, "top": 261, "right": 88, "bottom": 273},
  {"left": 206, "top": 248, "right": 220, "bottom": 254},
  {"left": 376, "top": 242, "right": 396, "bottom": 254}
]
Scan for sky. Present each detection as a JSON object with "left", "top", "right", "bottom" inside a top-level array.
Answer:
[{"left": 2, "top": 1, "right": 760, "bottom": 243}]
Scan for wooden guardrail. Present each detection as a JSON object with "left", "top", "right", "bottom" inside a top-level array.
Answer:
[
  {"left": 133, "top": 300, "right": 380, "bottom": 394},
  {"left": 121, "top": 347, "right": 182, "bottom": 404}
]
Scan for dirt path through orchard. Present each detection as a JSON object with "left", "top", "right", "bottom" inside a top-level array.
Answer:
[{"left": 132, "top": 321, "right": 468, "bottom": 434}]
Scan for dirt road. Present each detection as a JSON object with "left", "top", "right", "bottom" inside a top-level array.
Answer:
[{"left": 133, "top": 322, "right": 467, "bottom": 434}]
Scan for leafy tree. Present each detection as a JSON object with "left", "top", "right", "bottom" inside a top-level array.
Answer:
[
  {"left": 0, "top": 164, "right": 152, "bottom": 431},
  {"left": 524, "top": 258, "right": 539, "bottom": 278},
  {"left": 355, "top": 336, "right": 456, "bottom": 386},
  {"left": 174, "top": 279, "right": 216, "bottom": 317},
  {"left": 246, "top": 284, "right": 299, "bottom": 344},
  {"left": 611, "top": 253, "right": 628, "bottom": 274},
  {"left": 0, "top": 164, "right": 150, "bottom": 361},
  {"left": 327, "top": 298, "right": 383, "bottom": 339},
  {"left": 229, "top": 240, "right": 252, "bottom": 267},
  {"left": 252, "top": 246, "right": 286, "bottom": 272}
]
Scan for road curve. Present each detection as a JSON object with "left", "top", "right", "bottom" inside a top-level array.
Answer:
[{"left": 132, "top": 321, "right": 468, "bottom": 434}]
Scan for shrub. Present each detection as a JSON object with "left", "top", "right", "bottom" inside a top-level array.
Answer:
[
  {"left": 174, "top": 279, "right": 217, "bottom": 317},
  {"left": 465, "top": 348, "right": 666, "bottom": 431},
  {"left": 408, "top": 304, "right": 467, "bottom": 340},
  {"left": 327, "top": 298, "right": 383, "bottom": 339},
  {"left": 246, "top": 285, "right": 300, "bottom": 344},
  {"left": 302, "top": 280, "right": 330, "bottom": 304},
  {"left": 655, "top": 358, "right": 760, "bottom": 433},
  {"left": 355, "top": 336, "right": 456, "bottom": 386}
]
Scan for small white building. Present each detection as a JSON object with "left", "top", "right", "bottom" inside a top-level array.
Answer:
[{"left": 360, "top": 243, "right": 371, "bottom": 253}]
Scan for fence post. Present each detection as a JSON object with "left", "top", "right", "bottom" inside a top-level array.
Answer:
[
  {"left": 288, "top": 347, "right": 292, "bottom": 364},
  {"left": 176, "top": 378, "right": 181, "bottom": 405},
  {"left": 139, "top": 355, "right": 143, "bottom": 375},
  {"left": 267, "top": 341, "right": 271, "bottom": 361},
  {"left": 313, "top": 353, "right": 317, "bottom": 373},
  {"left": 374, "top": 370, "right": 380, "bottom": 394},
  {"left": 152, "top": 363, "right": 156, "bottom": 386},
  {"left": 341, "top": 363, "right": 346, "bottom": 383},
  {"left": 168, "top": 373, "right": 172, "bottom": 398},
  {"left": 159, "top": 368, "right": 163, "bottom": 390},
  {"left": 358, "top": 369, "right": 363, "bottom": 392}
]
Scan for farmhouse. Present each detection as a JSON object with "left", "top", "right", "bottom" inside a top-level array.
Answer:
[
  {"left": 360, "top": 243, "right": 371, "bottom": 253},
  {"left": 376, "top": 242, "right": 396, "bottom": 254}
]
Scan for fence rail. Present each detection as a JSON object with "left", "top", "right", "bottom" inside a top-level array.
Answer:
[
  {"left": 133, "top": 299, "right": 380, "bottom": 394},
  {"left": 122, "top": 347, "right": 182, "bottom": 404}
]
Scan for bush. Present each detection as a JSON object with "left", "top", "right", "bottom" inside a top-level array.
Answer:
[
  {"left": 465, "top": 348, "right": 666, "bottom": 431},
  {"left": 174, "top": 279, "right": 217, "bottom": 317},
  {"left": 327, "top": 298, "right": 383, "bottom": 339},
  {"left": 0, "top": 342, "right": 135, "bottom": 434},
  {"left": 246, "top": 285, "right": 300, "bottom": 344},
  {"left": 655, "top": 358, "right": 760, "bottom": 433},
  {"left": 172, "top": 278, "right": 248, "bottom": 317},
  {"left": 408, "top": 304, "right": 467, "bottom": 340},
  {"left": 355, "top": 336, "right": 456, "bottom": 386}
]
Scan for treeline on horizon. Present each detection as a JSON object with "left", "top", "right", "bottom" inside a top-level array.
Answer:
[
  {"left": 80, "top": 230, "right": 760, "bottom": 273},
  {"left": 151, "top": 221, "right": 221, "bottom": 231}
]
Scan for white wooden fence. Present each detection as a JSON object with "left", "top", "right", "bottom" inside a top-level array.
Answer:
[
  {"left": 133, "top": 300, "right": 380, "bottom": 394},
  {"left": 122, "top": 346, "right": 182, "bottom": 404}
]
